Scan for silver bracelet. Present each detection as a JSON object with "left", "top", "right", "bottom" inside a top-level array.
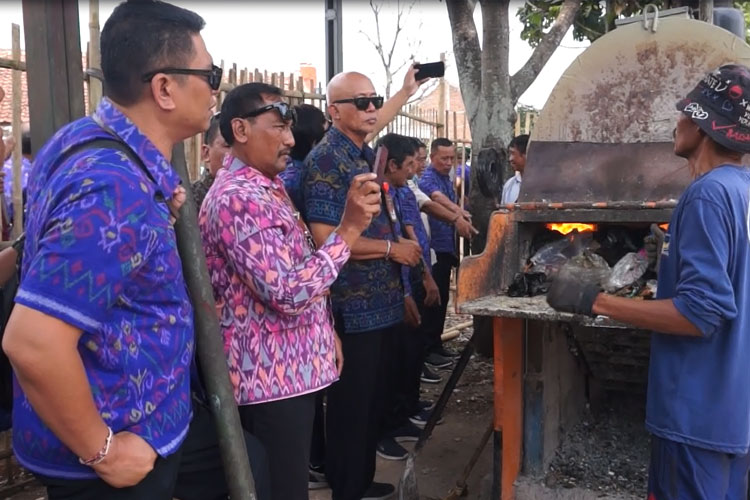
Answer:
[
  {"left": 79, "top": 426, "right": 113, "bottom": 466},
  {"left": 385, "top": 240, "right": 392, "bottom": 259}
]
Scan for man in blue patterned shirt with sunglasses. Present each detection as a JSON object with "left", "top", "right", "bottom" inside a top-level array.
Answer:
[{"left": 2, "top": 2, "right": 269, "bottom": 499}]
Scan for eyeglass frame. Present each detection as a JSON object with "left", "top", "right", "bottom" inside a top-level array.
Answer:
[
  {"left": 141, "top": 64, "right": 223, "bottom": 91},
  {"left": 331, "top": 96, "right": 384, "bottom": 111},
  {"left": 239, "top": 101, "right": 297, "bottom": 125}
]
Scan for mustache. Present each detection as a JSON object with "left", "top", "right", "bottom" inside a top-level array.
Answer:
[{"left": 278, "top": 149, "right": 291, "bottom": 157}]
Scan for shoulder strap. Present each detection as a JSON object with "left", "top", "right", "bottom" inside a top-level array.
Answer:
[{"left": 53, "top": 137, "right": 155, "bottom": 186}]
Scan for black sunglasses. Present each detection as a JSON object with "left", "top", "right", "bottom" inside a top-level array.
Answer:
[
  {"left": 141, "top": 64, "right": 223, "bottom": 91},
  {"left": 332, "top": 96, "right": 384, "bottom": 111},
  {"left": 241, "top": 101, "right": 296, "bottom": 124}
]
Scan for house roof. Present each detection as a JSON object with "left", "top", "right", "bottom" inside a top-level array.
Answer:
[
  {"left": 0, "top": 48, "right": 89, "bottom": 125},
  {"left": 0, "top": 49, "right": 29, "bottom": 124}
]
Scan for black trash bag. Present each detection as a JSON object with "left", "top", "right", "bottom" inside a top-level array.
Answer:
[
  {"left": 595, "top": 226, "right": 640, "bottom": 266},
  {"left": 508, "top": 272, "right": 549, "bottom": 297}
]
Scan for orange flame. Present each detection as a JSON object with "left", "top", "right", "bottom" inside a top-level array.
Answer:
[
  {"left": 659, "top": 223, "right": 669, "bottom": 231},
  {"left": 546, "top": 223, "right": 597, "bottom": 235}
]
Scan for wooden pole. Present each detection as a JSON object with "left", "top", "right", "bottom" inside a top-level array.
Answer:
[
  {"left": 11, "top": 24, "right": 23, "bottom": 240},
  {"left": 171, "top": 144, "right": 257, "bottom": 500},
  {"left": 699, "top": 0, "right": 713, "bottom": 23},
  {"left": 524, "top": 111, "right": 532, "bottom": 135},
  {"left": 22, "top": 0, "right": 85, "bottom": 155},
  {"left": 437, "top": 52, "right": 446, "bottom": 138},
  {"left": 88, "top": 0, "right": 102, "bottom": 112}
]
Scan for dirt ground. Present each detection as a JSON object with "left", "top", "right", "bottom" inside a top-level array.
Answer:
[{"left": 1, "top": 308, "right": 650, "bottom": 500}]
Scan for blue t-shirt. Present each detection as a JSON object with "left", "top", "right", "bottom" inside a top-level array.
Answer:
[
  {"left": 395, "top": 185, "right": 430, "bottom": 273},
  {"left": 279, "top": 157, "right": 304, "bottom": 211},
  {"left": 13, "top": 98, "right": 194, "bottom": 479},
  {"left": 419, "top": 165, "right": 456, "bottom": 255},
  {"left": 646, "top": 164, "right": 750, "bottom": 454},
  {"left": 304, "top": 126, "right": 404, "bottom": 333}
]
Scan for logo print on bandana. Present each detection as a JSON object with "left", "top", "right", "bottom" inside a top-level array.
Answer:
[
  {"left": 684, "top": 102, "right": 708, "bottom": 120},
  {"left": 729, "top": 84, "right": 743, "bottom": 100}
]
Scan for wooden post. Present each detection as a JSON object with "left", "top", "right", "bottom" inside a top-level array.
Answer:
[
  {"left": 453, "top": 110, "right": 458, "bottom": 142},
  {"left": 699, "top": 0, "right": 713, "bottom": 23},
  {"left": 88, "top": 0, "right": 102, "bottom": 112},
  {"left": 437, "top": 52, "right": 446, "bottom": 137},
  {"left": 22, "top": 0, "right": 85, "bottom": 154},
  {"left": 524, "top": 111, "right": 532, "bottom": 135},
  {"left": 492, "top": 317, "right": 523, "bottom": 500},
  {"left": 10, "top": 24, "right": 22, "bottom": 240}
]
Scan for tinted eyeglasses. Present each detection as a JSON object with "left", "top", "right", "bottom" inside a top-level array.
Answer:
[
  {"left": 241, "top": 101, "right": 296, "bottom": 124},
  {"left": 141, "top": 64, "right": 223, "bottom": 91},
  {"left": 332, "top": 96, "right": 384, "bottom": 111}
]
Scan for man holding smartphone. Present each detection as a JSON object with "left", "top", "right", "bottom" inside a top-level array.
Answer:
[{"left": 304, "top": 72, "right": 422, "bottom": 500}]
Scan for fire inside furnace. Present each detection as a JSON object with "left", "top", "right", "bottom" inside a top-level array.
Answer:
[
  {"left": 510, "top": 223, "right": 663, "bottom": 300},
  {"left": 546, "top": 223, "right": 597, "bottom": 235}
]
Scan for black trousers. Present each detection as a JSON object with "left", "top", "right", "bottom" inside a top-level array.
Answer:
[
  {"left": 310, "top": 391, "right": 326, "bottom": 468},
  {"left": 239, "top": 392, "right": 317, "bottom": 500},
  {"left": 325, "top": 325, "right": 390, "bottom": 500},
  {"left": 423, "top": 252, "right": 458, "bottom": 353},
  {"left": 38, "top": 401, "right": 271, "bottom": 500},
  {"left": 382, "top": 278, "right": 427, "bottom": 433}
]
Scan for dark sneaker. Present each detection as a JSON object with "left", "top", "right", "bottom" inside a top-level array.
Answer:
[
  {"left": 387, "top": 422, "right": 422, "bottom": 443},
  {"left": 409, "top": 407, "right": 445, "bottom": 429},
  {"left": 421, "top": 364, "right": 443, "bottom": 384},
  {"left": 362, "top": 481, "right": 396, "bottom": 500},
  {"left": 376, "top": 437, "right": 408, "bottom": 461},
  {"left": 308, "top": 465, "right": 327, "bottom": 490},
  {"left": 418, "top": 399, "right": 435, "bottom": 412},
  {"left": 425, "top": 351, "right": 452, "bottom": 369}
]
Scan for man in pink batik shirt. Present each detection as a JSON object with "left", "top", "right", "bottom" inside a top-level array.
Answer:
[{"left": 199, "top": 82, "right": 381, "bottom": 500}]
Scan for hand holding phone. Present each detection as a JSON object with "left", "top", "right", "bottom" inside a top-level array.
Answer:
[{"left": 414, "top": 61, "right": 445, "bottom": 81}]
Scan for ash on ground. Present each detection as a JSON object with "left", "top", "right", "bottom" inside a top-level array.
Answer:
[{"left": 544, "top": 393, "right": 649, "bottom": 496}]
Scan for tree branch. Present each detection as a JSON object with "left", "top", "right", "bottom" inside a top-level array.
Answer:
[
  {"left": 510, "top": 0, "right": 582, "bottom": 101},
  {"left": 446, "top": 0, "right": 482, "bottom": 120}
]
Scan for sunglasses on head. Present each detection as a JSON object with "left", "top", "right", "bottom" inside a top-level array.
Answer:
[
  {"left": 332, "top": 96, "right": 384, "bottom": 111},
  {"left": 241, "top": 101, "right": 296, "bottom": 124},
  {"left": 141, "top": 64, "right": 223, "bottom": 91}
]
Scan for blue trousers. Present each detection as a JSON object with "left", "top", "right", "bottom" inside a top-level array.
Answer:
[{"left": 647, "top": 435, "right": 750, "bottom": 500}]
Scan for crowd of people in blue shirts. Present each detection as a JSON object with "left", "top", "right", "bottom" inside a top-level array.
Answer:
[{"left": 3, "top": 1, "right": 750, "bottom": 500}]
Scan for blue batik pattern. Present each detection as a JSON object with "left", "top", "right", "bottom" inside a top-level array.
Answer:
[{"left": 13, "top": 98, "right": 193, "bottom": 479}]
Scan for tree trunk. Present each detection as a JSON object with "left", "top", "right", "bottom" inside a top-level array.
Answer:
[{"left": 446, "top": 0, "right": 581, "bottom": 356}]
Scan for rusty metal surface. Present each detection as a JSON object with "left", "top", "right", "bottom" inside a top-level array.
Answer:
[
  {"left": 458, "top": 294, "right": 632, "bottom": 329},
  {"left": 456, "top": 212, "right": 512, "bottom": 307},
  {"left": 508, "top": 208, "right": 674, "bottom": 223},
  {"left": 518, "top": 141, "right": 691, "bottom": 203},
  {"left": 534, "top": 18, "right": 750, "bottom": 144}
]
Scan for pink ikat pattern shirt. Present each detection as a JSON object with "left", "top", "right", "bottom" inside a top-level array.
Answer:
[{"left": 199, "top": 155, "right": 350, "bottom": 405}]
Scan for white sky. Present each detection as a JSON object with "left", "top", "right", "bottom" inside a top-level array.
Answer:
[{"left": 0, "top": 0, "right": 589, "bottom": 109}]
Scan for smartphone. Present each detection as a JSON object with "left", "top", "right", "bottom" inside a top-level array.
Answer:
[
  {"left": 414, "top": 61, "right": 445, "bottom": 80},
  {"left": 373, "top": 144, "right": 389, "bottom": 186}
]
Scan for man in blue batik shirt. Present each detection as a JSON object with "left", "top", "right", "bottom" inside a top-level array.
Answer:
[
  {"left": 304, "top": 72, "right": 422, "bottom": 500},
  {"left": 1, "top": 2, "right": 269, "bottom": 499},
  {"left": 547, "top": 64, "right": 750, "bottom": 500},
  {"left": 419, "top": 138, "right": 474, "bottom": 367}
]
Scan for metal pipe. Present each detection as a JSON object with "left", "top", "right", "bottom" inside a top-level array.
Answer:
[
  {"left": 171, "top": 144, "right": 256, "bottom": 499},
  {"left": 500, "top": 200, "right": 679, "bottom": 211}
]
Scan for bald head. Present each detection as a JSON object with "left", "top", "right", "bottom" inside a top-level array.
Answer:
[
  {"left": 326, "top": 72, "right": 380, "bottom": 147},
  {"left": 326, "top": 71, "right": 374, "bottom": 103}
]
